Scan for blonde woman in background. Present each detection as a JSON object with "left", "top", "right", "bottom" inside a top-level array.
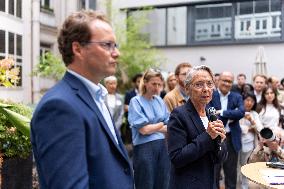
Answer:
[{"left": 128, "top": 69, "right": 170, "bottom": 189}]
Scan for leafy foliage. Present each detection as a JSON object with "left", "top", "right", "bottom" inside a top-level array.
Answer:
[
  {"left": 33, "top": 52, "right": 66, "bottom": 81},
  {"left": 113, "top": 8, "right": 166, "bottom": 91},
  {"left": 0, "top": 100, "right": 32, "bottom": 158}
]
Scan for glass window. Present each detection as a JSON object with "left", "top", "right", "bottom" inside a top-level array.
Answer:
[
  {"left": 131, "top": 9, "right": 166, "bottom": 46},
  {"left": 79, "top": 0, "right": 86, "bottom": 10},
  {"left": 255, "top": 1, "right": 269, "bottom": 13},
  {"left": 271, "top": 0, "right": 281, "bottom": 12},
  {"left": 167, "top": 6, "right": 187, "bottom": 45},
  {"left": 16, "top": 0, "right": 22, "bottom": 18},
  {"left": 9, "top": 0, "right": 14, "bottom": 15},
  {"left": 0, "top": 30, "right": 5, "bottom": 53},
  {"left": 193, "top": 4, "right": 232, "bottom": 42},
  {"left": 41, "top": 0, "right": 53, "bottom": 11},
  {"left": 16, "top": 34, "right": 22, "bottom": 56},
  {"left": 8, "top": 32, "right": 14, "bottom": 54},
  {"left": 238, "top": 2, "right": 253, "bottom": 15},
  {"left": 0, "top": 0, "right": 5, "bottom": 12},
  {"left": 235, "top": 0, "right": 282, "bottom": 39},
  {"left": 89, "top": 0, "right": 96, "bottom": 10},
  {"left": 196, "top": 7, "right": 208, "bottom": 19}
]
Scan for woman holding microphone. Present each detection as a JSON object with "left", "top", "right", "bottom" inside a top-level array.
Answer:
[{"left": 167, "top": 65, "right": 227, "bottom": 189}]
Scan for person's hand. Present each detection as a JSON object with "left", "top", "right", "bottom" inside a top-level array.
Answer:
[
  {"left": 159, "top": 125, "right": 167, "bottom": 133},
  {"left": 244, "top": 112, "right": 255, "bottom": 125},
  {"left": 264, "top": 140, "right": 279, "bottom": 151},
  {"left": 207, "top": 120, "right": 226, "bottom": 142}
]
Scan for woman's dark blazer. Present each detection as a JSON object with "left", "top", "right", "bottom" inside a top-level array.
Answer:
[{"left": 168, "top": 99, "right": 227, "bottom": 189}]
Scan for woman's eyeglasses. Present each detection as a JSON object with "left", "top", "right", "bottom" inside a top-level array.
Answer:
[{"left": 191, "top": 81, "right": 215, "bottom": 89}]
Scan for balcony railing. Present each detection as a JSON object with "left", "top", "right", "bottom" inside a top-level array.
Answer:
[
  {"left": 235, "top": 11, "right": 281, "bottom": 39},
  {"left": 195, "top": 17, "right": 232, "bottom": 41}
]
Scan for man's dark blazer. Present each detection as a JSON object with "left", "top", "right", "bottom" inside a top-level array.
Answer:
[
  {"left": 208, "top": 90, "right": 245, "bottom": 152},
  {"left": 168, "top": 99, "right": 227, "bottom": 189},
  {"left": 31, "top": 72, "right": 134, "bottom": 189}
]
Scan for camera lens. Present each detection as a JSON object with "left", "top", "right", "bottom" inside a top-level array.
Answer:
[{"left": 260, "top": 128, "right": 275, "bottom": 141}]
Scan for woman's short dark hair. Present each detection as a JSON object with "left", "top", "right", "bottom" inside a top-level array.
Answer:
[
  {"left": 243, "top": 92, "right": 257, "bottom": 111},
  {"left": 57, "top": 10, "right": 109, "bottom": 66}
]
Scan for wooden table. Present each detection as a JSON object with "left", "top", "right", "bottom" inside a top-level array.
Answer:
[{"left": 241, "top": 162, "right": 284, "bottom": 189}]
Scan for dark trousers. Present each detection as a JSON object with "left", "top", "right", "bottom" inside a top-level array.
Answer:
[
  {"left": 133, "top": 139, "right": 170, "bottom": 189},
  {"left": 216, "top": 134, "right": 239, "bottom": 189}
]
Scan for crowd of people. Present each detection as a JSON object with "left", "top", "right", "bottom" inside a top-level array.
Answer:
[{"left": 30, "top": 9, "right": 284, "bottom": 189}]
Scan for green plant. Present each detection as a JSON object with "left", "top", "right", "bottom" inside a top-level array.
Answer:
[
  {"left": 110, "top": 6, "right": 166, "bottom": 91},
  {"left": 33, "top": 52, "right": 66, "bottom": 81},
  {"left": 0, "top": 100, "right": 32, "bottom": 158}
]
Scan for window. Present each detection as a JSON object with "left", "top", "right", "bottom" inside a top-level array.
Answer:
[
  {"left": 130, "top": 7, "right": 187, "bottom": 46},
  {"left": 235, "top": 0, "right": 282, "bottom": 39},
  {"left": 0, "top": 30, "right": 5, "bottom": 54},
  {"left": 130, "top": 9, "right": 166, "bottom": 46},
  {"left": 0, "top": 31, "right": 23, "bottom": 87},
  {"left": 9, "top": 0, "right": 14, "bottom": 15},
  {"left": 193, "top": 3, "right": 232, "bottom": 42},
  {"left": 0, "top": 0, "right": 22, "bottom": 18},
  {"left": 40, "top": 0, "right": 53, "bottom": 12},
  {"left": 89, "top": 0, "right": 96, "bottom": 10},
  {"left": 167, "top": 7, "right": 187, "bottom": 45},
  {"left": 8, "top": 32, "right": 14, "bottom": 54},
  {"left": 16, "top": 0, "right": 21, "bottom": 18},
  {"left": 40, "top": 43, "right": 51, "bottom": 61},
  {"left": 16, "top": 35, "right": 22, "bottom": 56},
  {"left": 0, "top": 0, "right": 5, "bottom": 12},
  {"left": 128, "top": 0, "right": 284, "bottom": 46},
  {"left": 78, "top": 0, "right": 96, "bottom": 10}
]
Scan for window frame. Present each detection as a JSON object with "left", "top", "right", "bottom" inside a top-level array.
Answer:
[
  {"left": 0, "top": 0, "right": 22, "bottom": 18},
  {"left": 126, "top": 0, "right": 284, "bottom": 47}
]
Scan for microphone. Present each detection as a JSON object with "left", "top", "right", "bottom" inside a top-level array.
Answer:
[{"left": 208, "top": 107, "right": 221, "bottom": 149}]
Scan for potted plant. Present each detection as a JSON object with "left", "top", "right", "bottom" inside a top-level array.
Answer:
[{"left": 0, "top": 58, "right": 33, "bottom": 189}]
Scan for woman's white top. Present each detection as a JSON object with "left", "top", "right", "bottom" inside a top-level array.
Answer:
[
  {"left": 259, "top": 104, "right": 279, "bottom": 130},
  {"left": 200, "top": 116, "right": 209, "bottom": 130},
  {"left": 240, "top": 110, "right": 263, "bottom": 152}
]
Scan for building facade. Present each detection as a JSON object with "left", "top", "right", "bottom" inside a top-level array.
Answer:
[
  {"left": 0, "top": 0, "right": 100, "bottom": 103},
  {"left": 116, "top": 0, "right": 284, "bottom": 82}
]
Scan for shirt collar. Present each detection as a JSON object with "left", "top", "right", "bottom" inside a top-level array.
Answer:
[
  {"left": 67, "top": 69, "right": 108, "bottom": 101},
  {"left": 218, "top": 88, "right": 230, "bottom": 98}
]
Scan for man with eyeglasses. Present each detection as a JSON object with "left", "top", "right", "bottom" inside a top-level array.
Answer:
[
  {"left": 31, "top": 10, "right": 133, "bottom": 189},
  {"left": 208, "top": 71, "right": 245, "bottom": 189},
  {"left": 164, "top": 62, "right": 192, "bottom": 112}
]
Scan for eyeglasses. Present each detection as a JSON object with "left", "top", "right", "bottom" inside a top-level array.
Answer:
[
  {"left": 82, "top": 41, "right": 119, "bottom": 52},
  {"left": 221, "top": 79, "right": 233, "bottom": 84},
  {"left": 179, "top": 72, "right": 187, "bottom": 76},
  {"left": 191, "top": 81, "right": 215, "bottom": 89}
]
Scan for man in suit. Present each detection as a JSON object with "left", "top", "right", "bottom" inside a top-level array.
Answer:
[
  {"left": 208, "top": 71, "right": 244, "bottom": 189},
  {"left": 104, "top": 76, "right": 124, "bottom": 135},
  {"left": 31, "top": 10, "right": 134, "bottom": 189}
]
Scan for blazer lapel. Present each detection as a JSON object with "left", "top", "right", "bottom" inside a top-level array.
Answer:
[
  {"left": 63, "top": 72, "right": 129, "bottom": 161},
  {"left": 227, "top": 93, "right": 233, "bottom": 110},
  {"left": 185, "top": 100, "right": 205, "bottom": 134}
]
